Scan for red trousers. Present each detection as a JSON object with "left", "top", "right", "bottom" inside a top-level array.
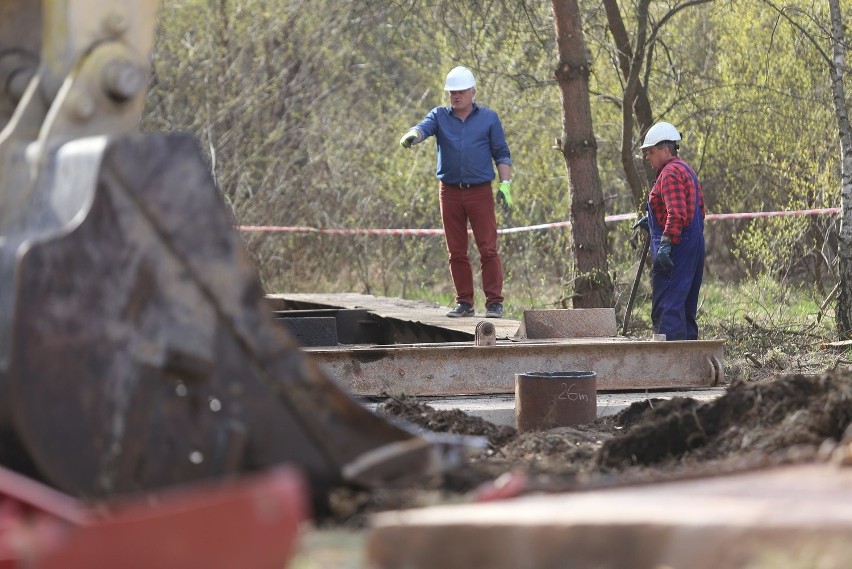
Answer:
[{"left": 439, "top": 182, "right": 504, "bottom": 306}]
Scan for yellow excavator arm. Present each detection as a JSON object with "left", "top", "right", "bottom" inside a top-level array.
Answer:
[{"left": 0, "top": 0, "right": 476, "bottom": 509}]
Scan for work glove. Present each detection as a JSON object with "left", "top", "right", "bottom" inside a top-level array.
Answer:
[
  {"left": 655, "top": 238, "right": 674, "bottom": 270},
  {"left": 632, "top": 214, "right": 649, "bottom": 232},
  {"left": 399, "top": 129, "right": 419, "bottom": 149},
  {"left": 496, "top": 180, "right": 513, "bottom": 212},
  {"left": 630, "top": 213, "right": 649, "bottom": 249}
]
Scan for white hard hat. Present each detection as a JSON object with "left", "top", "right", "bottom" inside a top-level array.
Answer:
[
  {"left": 640, "top": 122, "right": 681, "bottom": 149},
  {"left": 444, "top": 66, "right": 476, "bottom": 91}
]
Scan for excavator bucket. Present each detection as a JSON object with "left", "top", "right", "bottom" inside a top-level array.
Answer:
[{"left": 0, "top": 0, "right": 475, "bottom": 507}]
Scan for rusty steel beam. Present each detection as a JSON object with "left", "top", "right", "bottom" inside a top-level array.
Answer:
[{"left": 306, "top": 338, "right": 724, "bottom": 396}]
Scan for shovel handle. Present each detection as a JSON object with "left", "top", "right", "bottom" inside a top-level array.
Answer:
[{"left": 622, "top": 232, "right": 650, "bottom": 335}]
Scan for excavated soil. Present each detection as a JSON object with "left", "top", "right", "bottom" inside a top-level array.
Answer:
[{"left": 324, "top": 370, "right": 852, "bottom": 526}]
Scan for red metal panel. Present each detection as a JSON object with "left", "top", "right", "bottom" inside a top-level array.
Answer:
[
  {"left": 36, "top": 467, "right": 309, "bottom": 569},
  {"left": 0, "top": 464, "right": 308, "bottom": 569}
]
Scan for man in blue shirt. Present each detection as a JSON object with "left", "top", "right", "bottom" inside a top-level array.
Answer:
[{"left": 399, "top": 66, "right": 513, "bottom": 319}]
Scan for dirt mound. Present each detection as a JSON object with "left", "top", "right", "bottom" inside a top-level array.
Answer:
[
  {"left": 377, "top": 396, "right": 518, "bottom": 448},
  {"left": 327, "top": 371, "right": 852, "bottom": 525},
  {"left": 598, "top": 371, "right": 852, "bottom": 469}
]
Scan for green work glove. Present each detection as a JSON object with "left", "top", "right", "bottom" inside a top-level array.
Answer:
[
  {"left": 632, "top": 214, "right": 649, "bottom": 232},
  {"left": 399, "top": 129, "right": 419, "bottom": 149},
  {"left": 655, "top": 238, "right": 674, "bottom": 270},
  {"left": 496, "top": 180, "right": 513, "bottom": 212}
]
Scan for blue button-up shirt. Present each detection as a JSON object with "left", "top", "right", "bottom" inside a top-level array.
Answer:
[{"left": 415, "top": 103, "right": 511, "bottom": 185}]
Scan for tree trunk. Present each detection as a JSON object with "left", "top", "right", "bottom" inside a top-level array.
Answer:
[
  {"left": 551, "top": 0, "right": 614, "bottom": 308},
  {"left": 829, "top": 0, "right": 852, "bottom": 338},
  {"left": 602, "top": 0, "right": 656, "bottom": 203}
]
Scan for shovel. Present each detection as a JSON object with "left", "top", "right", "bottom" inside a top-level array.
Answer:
[
  {"left": 622, "top": 229, "right": 650, "bottom": 336},
  {"left": 622, "top": 155, "right": 654, "bottom": 336}
]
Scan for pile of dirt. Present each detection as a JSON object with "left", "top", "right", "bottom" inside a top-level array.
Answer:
[
  {"left": 599, "top": 372, "right": 852, "bottom": 469},
  {"left": 379, "top": 396, "right": 517, "bottom": 449},
  {"left": 325, "top": 370, "right": 852, "bottom": 526}
]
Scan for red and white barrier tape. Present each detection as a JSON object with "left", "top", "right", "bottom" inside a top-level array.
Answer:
[
  {"left": 703, "top": 207, "right": 839, "bottom": 221},
  {"left": 237, "top": 225, "right": 447, "bottom": 235},
  {"left": 237, "top": 207, "right": 840, "bottom": 236}
]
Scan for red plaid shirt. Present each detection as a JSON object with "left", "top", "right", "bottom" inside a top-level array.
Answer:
[{"left": 649, "top": 157, "right": 705, "bottom": 244}]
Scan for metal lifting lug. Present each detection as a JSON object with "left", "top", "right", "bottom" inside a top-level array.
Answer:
[{"left": 475, "top": 321, "right": 497, "bottom": 346}]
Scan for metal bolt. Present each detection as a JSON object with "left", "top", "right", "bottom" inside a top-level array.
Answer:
[
  {"left": 175, "top": 383, "right": 188, "bottom": 397},
  {"left": 209, "top": 398, "right": 222, "bottom": 412},
  {"left": 103, "top": 12, "right": 129, "bottom": 36},
  {"left": 189, "top": 450, "right": 204, "bottom": 464},
  {"left": 102, "top": 60, "right": 145, "bottom": 102},
  {"left": 69, "top": 91, "right": 94, "bottom": 120}
]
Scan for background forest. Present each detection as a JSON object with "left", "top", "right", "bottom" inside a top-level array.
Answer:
[{"left": 141, "top": 0, "right": 846, "bottom": 326}]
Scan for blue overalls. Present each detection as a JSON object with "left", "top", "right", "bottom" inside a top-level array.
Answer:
[{"left": 647, "top": 159, "right": 705, "bottom": 340}]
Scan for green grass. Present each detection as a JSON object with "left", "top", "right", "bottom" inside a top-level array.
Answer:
[
  {"left": 696, "top": 277, "right": 838, "bottom": 383},
  {"left": 699, "top": 276, "right": 827, "bottom": 329}
]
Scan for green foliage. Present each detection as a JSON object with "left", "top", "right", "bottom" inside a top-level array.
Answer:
[
  {"left": 682, "top": 1, "right": 842, "bottom": 287},
  {"left": 144, "top": 0, "right": 850, "bottom": 316}
]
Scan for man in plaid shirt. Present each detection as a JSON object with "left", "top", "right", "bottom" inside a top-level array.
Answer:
[{"left": 636, "top": 122, "right": 706, "bottom": 340}]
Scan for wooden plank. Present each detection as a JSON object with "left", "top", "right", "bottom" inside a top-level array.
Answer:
[
  {"left": 268, "top": 293, "right": 725, "bottom": 396},
  {"left": 266, "top": 293, "right": 522, "bottom": 339},
  {"left": 368, "top": 464, "right": 852, "bottom": 569}
]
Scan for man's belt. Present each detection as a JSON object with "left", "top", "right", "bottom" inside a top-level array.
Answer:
[{"left": 441, "top": 181, "right": 491, "bottom": 189}]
